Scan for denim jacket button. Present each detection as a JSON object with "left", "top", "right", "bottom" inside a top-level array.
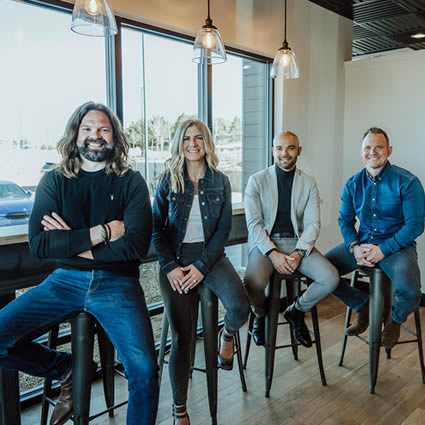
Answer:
[
  {"left": 200, "top": 190, "right": 204, "bottom": 195},
  {"left": 201, "top": 201, "right": 205, "bottom": 206},
  {"left": 204, "top": 216, "right": 208, "bottom": 219}
]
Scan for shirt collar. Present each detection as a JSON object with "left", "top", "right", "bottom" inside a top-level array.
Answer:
[
  {"left": 183, "top": 163, "right": 214, "bottom": 182},
  {"left": 366, "top": 161, "right": 391, "bottom": 181}
]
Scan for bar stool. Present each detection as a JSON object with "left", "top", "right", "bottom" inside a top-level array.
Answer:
[
  {"left": 41, "top": 312, "right": 125, "bottom": 425},
  {"left": 339, "top": 267, "right": 425, "bottom": 393},
  {"left": 158, "top": 285, "right": 247, "bottom": 425},
  {"left": 244, "top": 271, "right": 327, "bottom": 397}
]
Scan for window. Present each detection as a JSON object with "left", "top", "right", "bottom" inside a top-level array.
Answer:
[
  {"left": 122, "top": 27, "right": 198, "bottom": 196},
  {"left": 0, "top": 0, "right": 106, "bottom": 235},
  {"left": 213, "top": 53, "right": 270, "bottom": 205}
]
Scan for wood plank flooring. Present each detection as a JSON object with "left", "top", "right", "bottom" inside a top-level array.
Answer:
[{"left": 21, "top": 296, "right": 425, "bottom": 425}]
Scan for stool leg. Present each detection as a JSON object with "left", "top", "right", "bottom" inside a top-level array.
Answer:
[
  {"left": 190, "top": 297, "right": 200, "bottom": 379},
  {"left": 243, "top": 312, "right": 255, "bottom": 369},
  {"left": 413, "top": 308, "right": 425, "bottom": 383},
  {"left": 369, "top": 269, "right": 385, "bottom": 394},
  {"left": 265, "top": 276, "right": 281, "bottom": 398},
  {"left": 158, "top": 312, "right": 169, "bottom": 388},
  {"left": 311, "top": 305, "right": 327, "bottom": 385},
  {"left": 338, "top": 307, "right": 353, "bottom": 367},
  {"left": 286, "top": 279, "right": 298, "bottom": 360},
  {"left": 234, "top": 331, "right": 247, "bottom": 392},
  {"left": 72, "top": 312, "right": 95, "bottom": 425},
  {"left": 40, "top": 326, "right": 59, "bottom": 425},
  {"left": 97, "top": 324, "right": 115, "bottom": 417},
  {"left": 199, "top": 287, "right": 218, "bottom": 425}
]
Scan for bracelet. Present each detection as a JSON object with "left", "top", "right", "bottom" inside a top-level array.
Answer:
[
  {"left": 104, "top": 223, "right": 111, "bottom": 243},
  {"left": 98, "top": 224, "right": 107, "bottom": 243}
]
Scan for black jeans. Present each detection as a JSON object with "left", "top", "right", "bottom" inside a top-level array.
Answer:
[{"left": 159, "top": 242, "right": 250, "bottom": 404}]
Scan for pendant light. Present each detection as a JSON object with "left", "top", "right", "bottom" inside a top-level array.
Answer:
[
  {"left": 71, "top": 0, "right": 118, "bottom": 37},
  {"left": 193, "top": 0, "right": 227, "bottom": 64},
  {"left": 271, "top": 0, "right": 299, "bottom": 79}
]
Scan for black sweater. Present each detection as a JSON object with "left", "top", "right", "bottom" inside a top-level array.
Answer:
[{"left": 28, "top": 168, "right": 152, "bottom": 277}]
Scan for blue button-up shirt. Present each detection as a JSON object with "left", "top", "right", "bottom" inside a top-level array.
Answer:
[{"left": 338, "top": 162, "right": 425, "bottom": 257}]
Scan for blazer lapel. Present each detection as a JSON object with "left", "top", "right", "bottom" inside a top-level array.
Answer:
[
  {"left": 267, "top": 166, "right": 278, "bottom": 232},
  {"left": 290, "top": 169, "right": 301, "bottom": 236}
]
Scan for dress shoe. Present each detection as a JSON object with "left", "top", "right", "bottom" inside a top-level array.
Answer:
[
  {"left": 283, "top": 303, "right": 312, "bottom": 348},
  {"left": 382, "top": 316, "right": 401, "bottom": 349},
  {"left": 50, "top": 361, "right": 97, "bottom": 425},
  {"left": 252, "top": 316, "right": 265, "bottom": 346},
  {"left": 346, "top": 303, "right": 369, "bottom": 336},
  {"left": 218, "top": 328, "right": 234, "bottom": 371}
]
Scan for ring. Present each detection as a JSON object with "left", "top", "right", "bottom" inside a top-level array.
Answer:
[
  {"left": 193, "top": 279, "right": 197, "bottom": 283},
  {"left": 173, "top": 280, "right": 178, "bottom": 284}
]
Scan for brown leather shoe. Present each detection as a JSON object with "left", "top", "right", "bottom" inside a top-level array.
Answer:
[
  {"left": 382, "top": 316, "right": 401, "bottom": 349},
  {"left": 50, "top": 362, "right": 97, "bottom": 425},
  {"left": 346, "top": 303, "right": 369, "bottom": 336}
]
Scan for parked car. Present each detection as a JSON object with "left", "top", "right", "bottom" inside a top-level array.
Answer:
[{"left": 0, "top": 180, "right": 34, "bottom": 227}]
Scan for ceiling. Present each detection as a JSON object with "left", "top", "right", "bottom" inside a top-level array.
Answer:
[{"left": 308, "top": 0, "right": 425, "bottom": 57}]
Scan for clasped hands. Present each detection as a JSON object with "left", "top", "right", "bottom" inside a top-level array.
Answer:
[
  {"left": 167, "top": 264, "right": 204, "bottom": 295},
  {"left": 352, "top": 243, "right": 385, "bottom": 267},
  {"left": 268, "top": 250, "right": 302, "bottom": 275}
]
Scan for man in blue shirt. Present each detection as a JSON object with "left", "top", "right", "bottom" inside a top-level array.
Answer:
[{"left": 326, "top": 127, "right": 425, "bottom": 349}]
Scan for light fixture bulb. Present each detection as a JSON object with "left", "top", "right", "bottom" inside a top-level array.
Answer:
[
  {"left": 85, "top": 0, "right": 101, "bottom": 16},
  {"left": 281, "top": 52, "right": 290, "bottom": 67},
  {"left": 202, "top": 32, "right": 216, "bottom": 49}
]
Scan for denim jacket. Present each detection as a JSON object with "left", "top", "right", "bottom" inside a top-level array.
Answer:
[{"left": 152, "top": 166, "right": 232, "bottom": 276}]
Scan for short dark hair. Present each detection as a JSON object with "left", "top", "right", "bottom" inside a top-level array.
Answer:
[{"left": 362, "top": 127, "right": 389, "bottom": 145}]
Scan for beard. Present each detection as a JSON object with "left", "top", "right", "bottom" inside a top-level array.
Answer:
[
  {"left": 77, "top": 138, "right": 114, "bottom": 162},
  {"left": 277, "top": 156, "right": 297, "bottom": 171}
]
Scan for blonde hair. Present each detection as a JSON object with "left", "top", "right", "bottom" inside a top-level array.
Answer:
[
  {"left": 56, "top": 102, "right": 131, "bottom": 178},
  {"left": 164, "top": 119, "right": 219, "bottom": 193}
]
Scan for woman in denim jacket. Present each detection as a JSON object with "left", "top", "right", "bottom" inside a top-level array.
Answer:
[{"left": 152, "top": 119, "right": 249, "bottom": 425}]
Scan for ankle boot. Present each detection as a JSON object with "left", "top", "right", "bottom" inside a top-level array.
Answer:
[
  {"left": 284, "top": 303, "right": 312, "bottom": 348},
  {"left": 382, "top": 316, "right": 401, "bottom": 349},
  {"left": 49, "top": 361, "right": 97, "bottom": 425},
  {"left": 346, "top": 303, "right": 369, "bottom": 336},
  {"left": 252, "top": 316, "right": 265, "bottom": 346}
]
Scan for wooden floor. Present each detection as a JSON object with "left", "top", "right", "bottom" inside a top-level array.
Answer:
[{"left": 21, "top": 296, "right": 425, "bottom": 425}]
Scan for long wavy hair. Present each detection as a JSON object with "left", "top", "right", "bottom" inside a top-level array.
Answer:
[
  {"left": 56, "top": 102, "right": 131, "bottom": 178},
  {"left": 164, "top": 119, "right": 219, "bottom": 193}
]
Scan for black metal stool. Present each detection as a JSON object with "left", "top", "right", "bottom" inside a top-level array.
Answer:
[
  {"left": 244, "top": 271, "right": 327, "bottom": 397},
  {"left": 41, "top": 312, "right": 125, "bottom": 425},
  {"left": 339, "top": 267, "right": 425, "bottom": 393},
  {"left": 158, "top": 285, "right": 247, "bottom": 425}
]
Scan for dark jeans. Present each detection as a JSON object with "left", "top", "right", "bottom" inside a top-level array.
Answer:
[
  {"left": 159, "top": 242, "right": 250, "bottom": 405},
  {"left": 326, "top": 243, "right": 422, "bottom": 324},
  {"left": 0, "top": 268, "right": 159, "bottom": 425}
]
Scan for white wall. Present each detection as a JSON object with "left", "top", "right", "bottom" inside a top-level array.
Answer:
[{"left": 344, "top": 50, "right": 425, "bottom": 289}]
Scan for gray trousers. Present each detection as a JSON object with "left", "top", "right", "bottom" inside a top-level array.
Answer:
[{"left": 244, "top": 237, "right": 339, "bottom": 316}]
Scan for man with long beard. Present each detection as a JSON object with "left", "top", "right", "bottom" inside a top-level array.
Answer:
[{"left": 0, "top": 102, "right": 158, "bottom": 425}]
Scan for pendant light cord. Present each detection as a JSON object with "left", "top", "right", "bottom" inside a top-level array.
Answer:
[
  {"left": 207, "top": 0, "right": 211, "bottom": 20},
  {"left": 284, "top": 0, "right": 287, "bottom": 43}
]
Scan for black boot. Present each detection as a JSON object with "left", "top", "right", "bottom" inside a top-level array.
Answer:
[
  {"left": 284, "top": 303, "right": 312, "bottom": 348},
  {"left": 252, "top": 316, "right": 265, "bottom": 346}
]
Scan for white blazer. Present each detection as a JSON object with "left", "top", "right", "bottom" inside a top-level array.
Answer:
[{"left": 244, "top": 165, "right": 320, "bottom": 256}]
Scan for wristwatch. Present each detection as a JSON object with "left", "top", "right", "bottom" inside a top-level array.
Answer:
[
  {"left": 348, "top": 241, "right": 360, "bottom": 254},
  {"left": 293, "top": 248, "right": 306, "bottom": 258}
]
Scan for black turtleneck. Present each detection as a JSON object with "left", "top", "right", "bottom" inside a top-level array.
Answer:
[{"left": 270, "top": 165, "right": 295, "bottom": 236}]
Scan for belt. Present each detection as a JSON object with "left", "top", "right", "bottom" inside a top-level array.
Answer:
[{"left": 270, "top": 232, "right": 295, "bottom": 238}]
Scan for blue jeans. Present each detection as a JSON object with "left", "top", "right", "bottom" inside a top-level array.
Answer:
[
  {"left": 0, "top": 268, "right": 158, "bottom": 425},
  {"left": 325, "top": 243, "right": 422, "bottom": 324}
]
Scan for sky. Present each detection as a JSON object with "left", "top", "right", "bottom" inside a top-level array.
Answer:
[{"left": 0, "top": 0, "right": 242, "bottom": 150}]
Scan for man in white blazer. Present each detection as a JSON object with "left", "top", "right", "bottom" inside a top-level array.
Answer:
[{"left": 244, "top": 131, "right": 339, "bottom": 347}]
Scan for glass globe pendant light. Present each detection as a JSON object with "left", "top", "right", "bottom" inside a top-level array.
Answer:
[
  {"left": 193, "top": 0, "right": 227, "bottom": 64},
  {"left": 71, "top": 0, "right": 118, "bottom": 37},
  {"left": 271, "top": 0, "right": 299, "bottom": 79}
]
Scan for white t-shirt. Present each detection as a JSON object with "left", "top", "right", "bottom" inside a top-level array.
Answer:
[{"left": 183, "top": 195, "right": 205, "bottom": 243}]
